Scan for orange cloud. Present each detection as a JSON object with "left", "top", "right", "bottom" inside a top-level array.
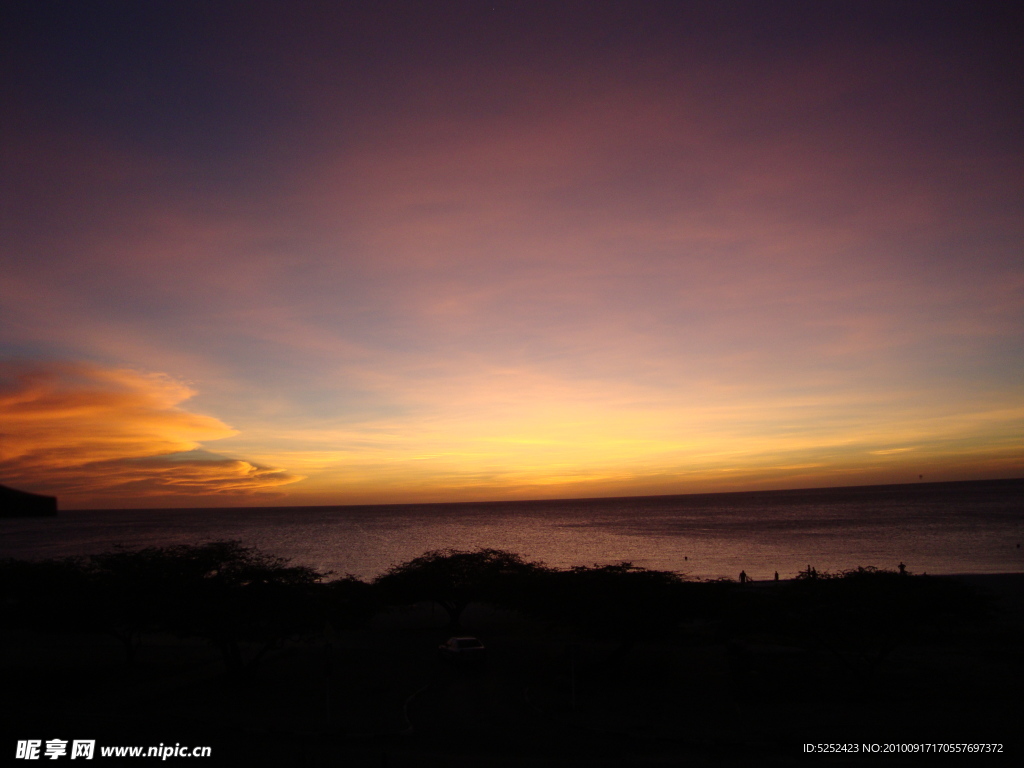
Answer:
[{"left": 0, "top": 361, "right": 303, "bottom": 505}]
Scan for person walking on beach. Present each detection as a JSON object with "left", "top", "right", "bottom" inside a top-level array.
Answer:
[
  {"left": 739, "top": 570, "right": 747, "bottom": 584},
  {"left": 898, "top": 562, "right": 907, "bottom": 576}
]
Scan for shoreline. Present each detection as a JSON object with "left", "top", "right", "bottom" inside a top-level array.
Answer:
[{"left": 5, "top": 478, "right": 1020, "bottom": 580}]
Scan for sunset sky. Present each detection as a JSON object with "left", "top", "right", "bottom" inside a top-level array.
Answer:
[{"left": 2, "top": 1, "right": 1022, "bottom": 508}]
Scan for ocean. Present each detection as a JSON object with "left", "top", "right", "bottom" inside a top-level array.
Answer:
[{"left": 1, "top": 479, "right": 1021, "bottom": 581}]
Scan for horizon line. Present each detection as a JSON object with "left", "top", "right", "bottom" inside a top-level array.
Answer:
[{"left": 68, "top": 475, "right": 1024, "bottom": 513}]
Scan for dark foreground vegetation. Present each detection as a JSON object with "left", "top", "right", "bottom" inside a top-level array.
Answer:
[{"left": 1, "top": 544, "right": 1020, "bottom": 766}]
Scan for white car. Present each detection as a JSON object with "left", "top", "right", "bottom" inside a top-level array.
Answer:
[{"left": 438, "top": 636, "right": 486, "bottom": 662}]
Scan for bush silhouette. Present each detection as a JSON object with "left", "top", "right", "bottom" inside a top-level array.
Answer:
[{"left": 780, "top": 567, "right": 988, "bottom": 683}]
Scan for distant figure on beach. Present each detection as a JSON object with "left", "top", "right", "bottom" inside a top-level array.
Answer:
[
  {"left": 739, "top": 570, "right": 747, "bottom": 584},
  {"left": 898, "top": 562, "right": 907, "bottom": 576},
  {"left": 774, "top": 571, "right": 779, "bottom": 582}
]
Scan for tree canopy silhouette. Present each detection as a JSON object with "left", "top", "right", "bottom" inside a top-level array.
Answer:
[
  {"left": 157, "top": 541, "right": 327, "bottom": 677},
  {"left": 2, "top": 542, "right": 331, "bottom": 676},
  {"left": 374, "top": 547, "right": 545, "bottom": 628},
  {"left": 521, "top": 562, "right": 694, "bottom": 664}
]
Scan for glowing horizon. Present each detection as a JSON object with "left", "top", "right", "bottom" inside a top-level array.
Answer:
[{"left": 2, "top": 2, "right": 1021, "bottom": 508}]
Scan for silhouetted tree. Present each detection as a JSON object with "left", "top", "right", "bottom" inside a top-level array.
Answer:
[
  {"left": 164, "top": 541, "right": 327, "bottom": 678},
  {"left": 2, "top": 543, "right": 359, "bottom": 676},
  {"left": 374, "top": 548, "right": 544, "bottom": 628},
  {"left": 523, "top": 563, "right": 692, "bottom": 666},
  {"left": 85, "top": 545, "right": 217, "bottom": 663}
]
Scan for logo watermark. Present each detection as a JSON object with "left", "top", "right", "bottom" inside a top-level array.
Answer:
[{"left": 16, "top": 740, "right": 212, "bottom": 760}]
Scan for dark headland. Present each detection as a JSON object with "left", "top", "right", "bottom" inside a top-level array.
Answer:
[{"left": 0, "top": 484, "right": 58, "bottom": 518}]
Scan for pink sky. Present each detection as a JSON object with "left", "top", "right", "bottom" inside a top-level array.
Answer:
[{"left": 2, "top": 1, "right": 1021, "bottom": 507}]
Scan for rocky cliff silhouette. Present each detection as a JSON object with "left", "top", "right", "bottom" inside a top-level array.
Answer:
[{"left": 0, "top": 484, "right": 58, "bottom": 517}]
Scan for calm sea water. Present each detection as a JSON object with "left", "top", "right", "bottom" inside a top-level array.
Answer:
[{"left": 1, "top": 479, "right": 1021, "bottom": 580}]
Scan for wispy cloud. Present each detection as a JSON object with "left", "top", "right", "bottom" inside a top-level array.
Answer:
[
  {"left": 0, "top": 361, "right": 302, "bottom": 505},
  {"left": 2, "top": 3, "right": 1020, "bottom": 505}
]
